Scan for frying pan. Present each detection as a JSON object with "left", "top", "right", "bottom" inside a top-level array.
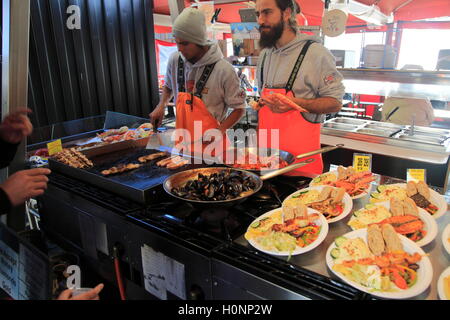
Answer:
[
  {"left": 216, "top": 144, "right": 343, "bottom": 173},
  {"left": 163, "top": 157, "right": 315, "bottom": 207}
]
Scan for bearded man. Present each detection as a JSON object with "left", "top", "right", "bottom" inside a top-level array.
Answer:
[{"left": 255, "top": 0, "right": 345, "bottom": 175}]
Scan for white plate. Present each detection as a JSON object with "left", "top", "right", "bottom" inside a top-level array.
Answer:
[
  {"left": 246, "top": 207, "right": 329, "bottom": 256},
  {"left": 326, "top": 229, "right": 433, "bottom": 299},
  {"left": 442, "top": 224, "right": 450, "bottom": 255},
  {"left": 370, "top": 183, "right": 447, "bottom": 220},
  {"left": 437, "top": 266, "right": 450, "bottom": 300},
  {"left": 310, "top": 170, "right": 372, "bottom": 200},
  {"left": 282, "top": 186, "right": 353, "bottom": 224},
  {"left": 348, "top": 201, "right": 438, "bottom": 247}
]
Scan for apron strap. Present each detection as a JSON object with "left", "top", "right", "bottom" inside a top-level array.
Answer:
[
  {"left": 285, "top": 40, "right": 314, "bottom": 92},
  {"left": 260, "top": 52, "right": 267, "bottom": 89},
  {"left": 194, "top": 62, "right": 217, "bottom": 99},
  {"left": 177, "top": 56, "right": 186, "bottom": 93}
]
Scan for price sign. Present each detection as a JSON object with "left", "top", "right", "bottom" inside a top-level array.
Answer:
[
  {"left": 47, "top": 139, "right": 62, "bottom": 156},
  {"left": 407, "top": 169, "right": 426, "bottom": 183},
  {"left": 352, "top": 153, "right": 372, "bottom": 172}
]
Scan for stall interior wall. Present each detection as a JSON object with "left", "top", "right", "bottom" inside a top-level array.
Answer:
[{"left": 28, "top": 0, "right": 159, "bottom": 130}]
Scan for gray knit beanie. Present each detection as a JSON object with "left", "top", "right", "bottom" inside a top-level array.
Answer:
[{"left": 173, "top": 8, "right": 210, "bottom": 46}]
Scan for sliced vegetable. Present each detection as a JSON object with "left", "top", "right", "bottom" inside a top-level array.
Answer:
[
  {"left": 370, "top": 192, "right": 382, "bottom": 199},
  {"left": 250, "top": 221, "right": 260, "bottom": 228},
  {"left": 334, "top": 236, "right": 348, "bottom": 247},
  {"left": 352, "top": 209, "right": 363, "bottom": 217},
  {"left": 330, "top": 248, "right": 340, "bottom": 259},
  {"left": 312, "top": 176, "right": 322, "bottom": 183},
  {"left": 390, "top": 269, "right": 408, "bottom": 290},
  {"left": 292, "top": 190, "right": 309, "bottom": 198}
]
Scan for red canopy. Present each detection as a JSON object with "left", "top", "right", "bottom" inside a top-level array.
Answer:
[{"left": 153, "top": 0, "right": 450, "bottom": 27}]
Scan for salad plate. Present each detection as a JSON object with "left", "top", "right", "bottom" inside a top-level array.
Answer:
[
  {"left": 245, "top": 207, "right": 328, "bottom": 256},
  {"left": 326, "top": 228, "right": 433, "bottom": 299}
]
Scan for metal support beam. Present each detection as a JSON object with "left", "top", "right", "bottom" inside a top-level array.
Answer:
[
  {"left": 1, "top": 0, "right": 31, "bottom": 231},
  {"left": 168, "top": 0, "right": 185, "bottom": 23}
]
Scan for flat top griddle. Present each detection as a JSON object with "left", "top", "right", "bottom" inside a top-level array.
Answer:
[{"left": 49, "top": 147, "right": 206, "bottom": 204}]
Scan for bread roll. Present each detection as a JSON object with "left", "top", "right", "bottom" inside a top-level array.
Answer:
[
  {"left": 283, "top": 203, "right": 307, "bottom": 221},
  {"left": 417, "top": 181, "right": 430, "bottom": 200},
  {"left": 337, "top": 166, "right": 347, "bottom": 180},
  {"left": 331, "top": 188, "right": 346, "bottom": 203},
  {"left": 317, "top": 186, "right": 333, "bottom": 202},
  {"left": 406, "top": 181, "right": 418, "bottom": 197},
  {"left": 402, "top": 197, "right": 419, "bottom": 217},
  {"left": 368, "top": 224, "right": 385, "bottom": 256},
  {"left": 382, "top": 224, "right": 403, "bottom": 253},
  {"left": 295, "top": 204, "right": 308, "bottom": 219},
  {"left": 390, "top": 198, "right": 404, "bottom": 216}
]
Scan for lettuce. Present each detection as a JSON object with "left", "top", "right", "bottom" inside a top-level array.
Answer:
[{"left": 256, "top": 232, "right": 297, "bottom": 253}]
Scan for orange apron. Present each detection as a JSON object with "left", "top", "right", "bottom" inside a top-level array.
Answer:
[
  {"left": 258, "top": 40, "right": 323, "bottom": 175},
  {"left": 174, "top": 57, "right": 227, "bottom": 157}
]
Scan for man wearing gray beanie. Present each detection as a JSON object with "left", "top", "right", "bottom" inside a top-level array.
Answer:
[{"left": 150, "top": 7, "right": 245, "bottom": 154}]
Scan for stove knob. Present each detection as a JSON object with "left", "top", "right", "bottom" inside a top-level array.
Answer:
[{"left": 189, "top": 285, "right": 205, "bottom": 300}]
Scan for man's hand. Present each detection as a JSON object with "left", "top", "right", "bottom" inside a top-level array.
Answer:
[
  {"left": 149, "top": 104, "right": 166, "bottom": 131},
  {"left": 0, "top": 108, "right": 33, "bottom": 144},
  {"left": 57, "top": 283, "right": 104, "bottom": 300},
  {"left": 0, "top": 168, "right": 51, "bottom": 206},
  {"left": 260, "top": 95, "right": 295, "bottom": 114}
]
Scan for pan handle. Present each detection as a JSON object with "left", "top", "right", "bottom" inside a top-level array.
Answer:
[
  {"left": 260, "top": 158, "right": 315, "bottom": 181},
  {"left": 295, "top": 144, "right": 344, "bottom": 160}
]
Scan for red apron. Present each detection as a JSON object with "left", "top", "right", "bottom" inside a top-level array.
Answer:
[
  {"left": 257, "top": 40, "right": 323, "bottom": 175},
  {"left": 174, "top": 57, "right": 227, "bottom": 157}
]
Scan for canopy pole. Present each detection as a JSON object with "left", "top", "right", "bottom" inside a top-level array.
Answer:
[{"left": 1, "top": 0, "right": 31, "bottom": 230}]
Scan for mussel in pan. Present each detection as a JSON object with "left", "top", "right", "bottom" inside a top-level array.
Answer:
[{"left": 171, "top": 170, "right": 257, "bottom": 202}]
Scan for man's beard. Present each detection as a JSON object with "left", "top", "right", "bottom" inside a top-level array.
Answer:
[{"left": 258, "top": 19, "right": 284, "bottom": 49}]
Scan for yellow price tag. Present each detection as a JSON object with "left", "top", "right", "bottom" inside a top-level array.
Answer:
[
  {"left": 47, "top": 139, "right": 63, "bottom": 156},
  {"left": 352, "top": 153, "right": 372, "bottom": 173},
  {"left": 407, "top": 169, "right": 426, "bottom": 183}
]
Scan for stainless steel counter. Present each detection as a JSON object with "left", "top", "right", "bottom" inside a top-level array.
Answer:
[
  {"left": 234, "top": 175, "right": 450, "bottom": 300},
  {"left": 321, "top": 117, "right": 450, "bottom": 154}
]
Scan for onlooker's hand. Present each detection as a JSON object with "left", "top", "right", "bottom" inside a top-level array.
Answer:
[
  {"left": 57, "top": 283, "right": 104, "bottom": 300},
  {"left": 0, "top": 108, "right": 33, "bottom": 144},
  {"left": 149, "top": 105, "right": 165, "bottom": 131},
  {"left": 0, "top": 168, "right": 51, "bottom": 206}
]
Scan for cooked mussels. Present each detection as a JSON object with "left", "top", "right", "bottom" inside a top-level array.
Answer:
[{"left": 171, "top": 170, "right": 257, "bottom": 201}]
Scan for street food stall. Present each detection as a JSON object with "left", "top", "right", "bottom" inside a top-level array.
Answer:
[{"left": 1, "top": 0, "right": 450, "bottom": 301}]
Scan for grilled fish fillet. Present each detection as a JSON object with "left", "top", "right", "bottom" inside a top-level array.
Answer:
[
  {"left": 166, "top": 156, "right": 189, "bottom": 169},
  {"left": 367, "top": 224, "right": 385, "bottom": 256},
  {"left": 101, "top": 163, "right": 141, "bottom": 176},
  {"left": 138, "top": 152, "right": 167, "bottom": 163}
]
